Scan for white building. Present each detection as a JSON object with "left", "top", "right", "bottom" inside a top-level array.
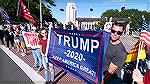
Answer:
[{"left": 66, "top": 3, "right": 76, "bottom": 25}]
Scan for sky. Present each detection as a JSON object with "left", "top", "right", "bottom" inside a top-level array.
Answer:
[{"left": 50, "top": 0, "right": 150, "bottom": 23}]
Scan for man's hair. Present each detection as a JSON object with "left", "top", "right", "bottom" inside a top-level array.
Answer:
[
  {"left": 111, "top": 23, "right": 126, "bottom": 34},
  {"left": 112, "top": 23, "right": 126, "bottom": 31}
]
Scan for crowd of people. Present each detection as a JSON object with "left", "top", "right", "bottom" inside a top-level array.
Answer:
[
  {"left": 0, "top": 23, "right": 54, "bottom": 83},
  {"left": 0, "top": 22, "right": 150, "bottom": 84}
]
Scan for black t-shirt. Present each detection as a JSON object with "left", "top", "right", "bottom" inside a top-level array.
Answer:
[{"left": 103, "top": 41, "right": 128, "bottom": 77}]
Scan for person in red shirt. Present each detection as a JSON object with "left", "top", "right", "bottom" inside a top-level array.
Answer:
[
  {"left": 38, "top": 28, "right": 54, "bottom": 83},
  {"left": 38, "top": 28, "right": 47, "bottom": 56}
]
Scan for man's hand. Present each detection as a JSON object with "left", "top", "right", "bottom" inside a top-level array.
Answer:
[
  {"left": 101, "top": 79, "right": 104, "bottom": 84},
  {"left": 108, "top": 62, "right": 118, "bottom": 74}
]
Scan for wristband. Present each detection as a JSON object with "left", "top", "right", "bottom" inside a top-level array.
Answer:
[{"left": 103, "top": 71, "right": 112, "bottom": 84}]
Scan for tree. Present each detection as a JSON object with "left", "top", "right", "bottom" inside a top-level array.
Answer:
[
  {"left": 94, "top": 21, "right": 105, "bottom": 30},
  {"left": 101, "top": 9, "right": 150, "bottom": 32},
  {"left": 101, "top": 9, "right": 120, "bottom": 19},
  {"left": 1, "top": 0, "right": 56, "bottom": 24}
]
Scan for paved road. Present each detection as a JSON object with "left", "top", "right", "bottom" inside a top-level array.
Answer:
[
  {"left": 0, "top": 48, "right": 34, "bottom": 84},
  {"left": 121, "top": 35, "right": 138, "bottom": 52}
]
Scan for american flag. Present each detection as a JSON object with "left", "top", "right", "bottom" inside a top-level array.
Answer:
[
  {"left": 140, "top": 17, "right": 150, "bottom": 47},
  {"left": 2, "top": 9, "right": 10, "bottom": 22}
]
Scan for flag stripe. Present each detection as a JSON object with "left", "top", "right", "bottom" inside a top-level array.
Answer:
[
  {"left": 141, "top": 31, "right": 150, "bottom": 37},
  {"left": 141, "top": 36, "right": 150, "bottom": 43},
  {"left": 140, "top": 38, "right": 150, "bottom": 47},
  {"left": 140, "top": 31, "right": 150, "bottom": 47}
]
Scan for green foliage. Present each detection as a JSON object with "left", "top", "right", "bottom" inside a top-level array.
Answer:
[
  {"left": 102, "top": 9, "right": 120, "bottom": 18},
  {"left": 101, "top": 9, "right": 150, "bottom": 32},
  {"left": 94, "top": 21, "right": 105, "bottom": 30},
  {"left": 1, "top": 0, "right": 56, "bottom": 24}
]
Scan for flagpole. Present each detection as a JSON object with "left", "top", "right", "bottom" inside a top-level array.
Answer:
[
  {"left": 16, "top": 0, "right": 20, "bottom": 16},
  {"left": 132, "top": 41, "right": 144, "bottom": 84},
  {"left": 28, "top": 0, "right": 29, "bottom": 11},
  {"left": 135, "top": 41, "right": 144, "bottom": 68},
  {"left": 40, "top": 0, "right": 42, "bottom": 28},
  {"left": 135, "top": 16, "right": 146, "bottom": 68}
]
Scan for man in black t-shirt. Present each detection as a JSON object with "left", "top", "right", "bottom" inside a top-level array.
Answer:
[{"left": 102, "top": 23, "right": 128, "bottom": 84}]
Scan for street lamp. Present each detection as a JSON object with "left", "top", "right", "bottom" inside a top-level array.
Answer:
[
  {"left": 90, "top": 8, "right": 93, "bottom": 11},
  {"left": 90, "top": 6, "right": 93, "bottom": 11},
  {"left": 60, "top": 8, "right": 64, "bottom": 11},
  {"left": 121, "top": 6, "right": 125, "bottom": 11}
]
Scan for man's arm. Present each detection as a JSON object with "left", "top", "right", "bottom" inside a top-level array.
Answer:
[
  {"left": 39, "top": 45, "right": 45, "bottom": 56},
  {"left": 101, "top": 63, "right": 118, "bottom": 84},
  {"left": 108, "top": 62, "right": 118, "bottom": 74}
]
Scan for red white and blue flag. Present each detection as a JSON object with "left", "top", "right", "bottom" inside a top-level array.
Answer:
[{"left": 140, "top": 17, "right": 150, "bottom": 47}]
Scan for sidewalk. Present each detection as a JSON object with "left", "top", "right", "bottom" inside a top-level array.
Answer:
[{"left": 0, "top": 44, "right": 84, "bottom": 84}]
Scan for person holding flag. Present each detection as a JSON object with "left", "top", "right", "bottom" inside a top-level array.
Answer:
[
  {"left": 132, "top": 16, "right": 150, "bottom": 84},
  {"left": 38, "top": 28, "right": 55, "bottom": 83},
  {"left": 30, "top": 26, "right": 43, "bottom": 70},
  {"left": 123, "top": 17, "right": 149, "bottom": 83},
  {"left": 101, "top": 23, "right": 128, "bottom": 84}
]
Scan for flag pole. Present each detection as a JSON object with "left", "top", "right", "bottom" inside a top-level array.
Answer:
[
  {"left": 132, "top": 41, "right": 144, "bottom": 84},
  {"left": 16, "top": 0, "right": 20, "bottom": 16},
  {"left": 40, "top": 0, "right": 42, "bottom": 28},
  {"left": 28, "top": 0, "right": 29, "bottom": 11},
  {"left": 135, "top": 41, "right": 144, "bottom": 68},
  {"left": 135, "top": 16, "right": 146, "bottom": 68}
]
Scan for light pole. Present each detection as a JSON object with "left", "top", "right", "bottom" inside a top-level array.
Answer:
[
  {"left": 60, "top": 8, "right": 64, "bottom": 11},
  {"left": 40, "top": 0, "right": 42, "bottom": 28},
  {"left": 28, "top": 0, "right": 29, "bottom": 11},
  {"left": 59, "top": 8, "right": 65, "bottom": 29}
]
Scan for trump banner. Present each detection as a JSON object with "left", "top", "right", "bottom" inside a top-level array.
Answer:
[
  {"left": 47, "top": 28, "right": 110, "bottom": 83},
  {"left": 22, "top": 32, "right": 39, "bottom": 48}
]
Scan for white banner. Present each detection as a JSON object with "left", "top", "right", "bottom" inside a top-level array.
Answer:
[{"left": 22, "top": 32, "right": 39, "bottom": 48}]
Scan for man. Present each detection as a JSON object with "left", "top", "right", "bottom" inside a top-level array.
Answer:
[{"left": 102, "top": 23, "right": 128, "bottom": 84}]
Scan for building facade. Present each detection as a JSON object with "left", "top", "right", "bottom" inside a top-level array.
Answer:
[{"left": 66, "top": 3, "right": 76, "bottom": 25}]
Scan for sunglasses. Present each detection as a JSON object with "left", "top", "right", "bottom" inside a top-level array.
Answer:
[{"left": 111, "top": 29, "right": 123, "bottom": 35}]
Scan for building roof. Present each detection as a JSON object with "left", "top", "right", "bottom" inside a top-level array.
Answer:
[
  {"left": 76, "top": 17, "right": 130, "bottom": 22},
  {"left": 76, "top": 18, "right": 106, "bottom": 22},
  {"left": 112, "top": 18, "right": 130, "bottom": 22}
]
